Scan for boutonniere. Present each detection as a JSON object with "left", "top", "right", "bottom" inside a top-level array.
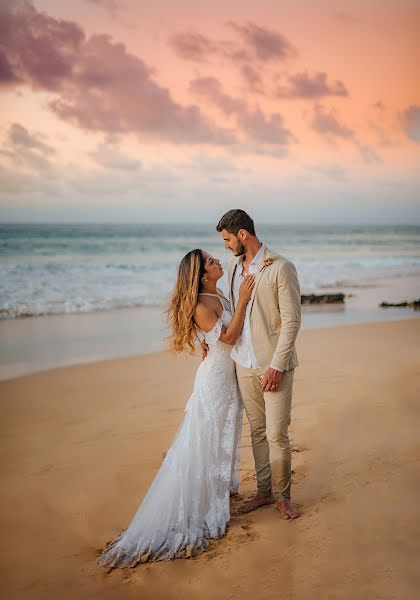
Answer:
[{"left": 259, "top": 256, "right": 277, "bottom": 272}]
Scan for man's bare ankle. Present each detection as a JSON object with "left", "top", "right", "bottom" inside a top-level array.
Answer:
[
  {"left": 256, "top": 493, "right": 274, "bottom": 501},
  {"left": 238, "top": 493, "right": 275, "bottom": 514},
  {"left": 276, "top": 500, "right": 300, "bottom": 519}
]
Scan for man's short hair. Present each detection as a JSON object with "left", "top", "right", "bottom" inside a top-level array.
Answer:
[{"left": 216, "top": 209, "right": 256, "bottom": 236}]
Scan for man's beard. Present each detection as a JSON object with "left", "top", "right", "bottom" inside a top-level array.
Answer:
[{"left": 234, "top": 238, "right": 245, "bottom": 256}]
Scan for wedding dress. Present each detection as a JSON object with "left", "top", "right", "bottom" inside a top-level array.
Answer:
[{"left": 96, "top": 294, "right": 243, "bottom": 569}]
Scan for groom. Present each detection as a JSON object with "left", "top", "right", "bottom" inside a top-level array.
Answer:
[{"left": 217, "top": 209, "right": 301, "bottom": 520}]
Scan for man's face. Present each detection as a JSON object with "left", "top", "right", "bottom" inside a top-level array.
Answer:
[{"left": 220, "top": 229, "right": 245, "bottom": 256}]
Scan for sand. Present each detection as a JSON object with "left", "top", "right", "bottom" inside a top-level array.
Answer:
[{"left": 1, "top": 319, "right": 419, "bottom": 600}]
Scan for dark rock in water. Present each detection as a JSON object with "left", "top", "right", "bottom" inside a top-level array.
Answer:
[
  {"left": 379, "top": 299, "right": 420, "bottom": 311},
  {"left": 301, "top": 293, "right": 345, "bottom": 305}
]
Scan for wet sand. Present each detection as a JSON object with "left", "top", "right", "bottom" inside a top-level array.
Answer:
[{"left": 1, "top": 273, "right": 419, "bottom": 381}]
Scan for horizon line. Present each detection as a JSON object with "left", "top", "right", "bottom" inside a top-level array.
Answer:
[{"left": 1, "top": 220, "right": 420, "bottom": 227}]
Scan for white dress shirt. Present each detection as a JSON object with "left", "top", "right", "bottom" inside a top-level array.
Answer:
[{"left": 231, "top": 243, "right": 283, "bottom": 372}]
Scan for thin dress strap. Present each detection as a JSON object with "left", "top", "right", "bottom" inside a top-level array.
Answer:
[
  {"left": 198, "top": 292, "right": 228, "bottom": 303},
  {"left": 198, "top": 291, "right": 229, "bottom": 316},
  {"left": 198, "top": 293, "right": 220, "bottom": 297}
]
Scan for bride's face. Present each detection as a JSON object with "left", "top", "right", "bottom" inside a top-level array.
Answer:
[{"left": 202, "top": 252, "right": 223, "bottom": 281}]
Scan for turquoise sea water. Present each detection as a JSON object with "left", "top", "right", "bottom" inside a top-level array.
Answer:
[{"left": 1, "top": 223, "right": 420, "bottom": 319}]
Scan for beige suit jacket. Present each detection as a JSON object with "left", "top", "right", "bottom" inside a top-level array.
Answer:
[{"left": 227, "top": 246, "right": 301, "bottom": 371}]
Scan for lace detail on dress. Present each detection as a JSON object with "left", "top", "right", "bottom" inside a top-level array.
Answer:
[
  {"left": 96, "top": 295, "right": 243, "bottom": 570},
  {"left": 203, "top": 317, "right": 223, "bottom": 346}
]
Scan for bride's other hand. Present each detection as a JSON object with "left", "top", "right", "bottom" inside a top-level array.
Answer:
[{"left": 238, "top": 274, "right": 255, "bottom": 304}]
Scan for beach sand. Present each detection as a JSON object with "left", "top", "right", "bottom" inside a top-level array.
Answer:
[{"left": 1, "top": 319, "right": 419, "bottom": 600}]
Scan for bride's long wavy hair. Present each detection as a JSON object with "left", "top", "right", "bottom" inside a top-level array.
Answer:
[{"left": 165, "top": 249, "right": 207, "bottom": 354}]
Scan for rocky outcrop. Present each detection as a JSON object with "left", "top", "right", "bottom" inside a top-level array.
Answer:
[
  {"left": 301, "top": 293, "right": 345, "bottom": 305},
  {"left": 379, "top": 299, "right": 420, "bottom": 311}
]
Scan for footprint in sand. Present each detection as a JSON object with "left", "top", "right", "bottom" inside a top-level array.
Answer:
[
  {"left": 200, "top": 518, "right": 260, "bottom": 563},
  {"left": 233, "top": 520, "right": 259, "bottom": 544},
  {"left": 241, "top": 472, "right": 257, "bottom": 482},
  {"left": 292, "top": 464, "right": 308, "bottom": 484},
  {"left": 292, "top": 444, "right": 309, "bottom": 453}
]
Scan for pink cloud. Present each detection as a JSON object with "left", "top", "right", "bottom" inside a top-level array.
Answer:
[
  {"left": 226, "top": 21, "right": 297, "bottom": 62},
  {"left": 1, "top": 122, "right": 56, "bottom": 172},
  {"left": 356, "top": 143, "right": 382, "bottom": 164},
  {"left": 190, "top": 76, "right": 294, "bottom": 147},
  {"left": 0, "top": 1, "right": 84, "bottom": 90},
  {"left": 171, "top": 27, "right": 346, "bottom": 102},
  {"left": 240, "top": 64, "right": 264, "bottom": 94},
  {"left": 276, "top": 71, "right": 348, "bottom": 99},
  {"left": 189, "top": 77, "right": 246, "bottom": 115},
  {"left": 0, "top": 1, "right": 234, "bottom": 145},
  {"left": 238, "top": 108, "right": 295, "bottom": 146},
  {"left": 0, "top": 49, "right": 20, "bottom": 86},
  {"left": 170, "top": 22, "right": 295, "bottom": 66},
  {"left": 169, "top": 30, "right": 252, "bottom": 65},
  {"left": 169, "top": 31, "right": 218, "bottom": 62},
  {"left": 8, "top": 123, "right": 55, "bottom": 156},
  {"left": 311, "top": 104, "right": 354, "bottom": 138},
  {"left": 402, "top": 105, "right": 420, "bottom": 143}
]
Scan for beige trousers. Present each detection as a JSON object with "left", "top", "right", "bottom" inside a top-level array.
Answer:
[{"left": 235, "top": 364, "right": 294, "bottom": 502}]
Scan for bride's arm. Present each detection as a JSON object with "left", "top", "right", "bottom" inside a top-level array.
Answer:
[{"left": 194, "top": 275, "right": 254, "bottom": 346}]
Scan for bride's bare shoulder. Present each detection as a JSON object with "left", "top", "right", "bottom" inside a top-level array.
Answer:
[
  {"left": 194, "top": 300, "right": 219, "bottom": 332},
  {"left": 195, "top": 299, "right": 211, "bottom": 315}
]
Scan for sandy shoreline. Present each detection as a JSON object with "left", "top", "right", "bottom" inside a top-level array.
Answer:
[
  {"left": 1, "top": 271, "right": 419, "bottom": 381},
  {"left": 1, "top": 319, "right": 419, "bottom": 599}
]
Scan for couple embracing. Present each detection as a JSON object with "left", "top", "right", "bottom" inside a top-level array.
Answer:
[{"left": 97, "top": 209, "right": 302, "bottom": 570}]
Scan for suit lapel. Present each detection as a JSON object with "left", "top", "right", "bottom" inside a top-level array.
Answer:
[
  {"left": 249, "top": 246, "right": 272, "bottom": 313},
  {"left": 228, "top": 257, "right": 240, "bottom": 310}
]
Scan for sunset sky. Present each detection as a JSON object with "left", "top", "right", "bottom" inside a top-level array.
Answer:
[{"left": 0, "top": 0, "right": 419, "bottom": 223}]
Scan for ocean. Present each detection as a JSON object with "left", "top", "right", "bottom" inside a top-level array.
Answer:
[{"left": 1, "top": 223, "right": 420, "bottom": 319}]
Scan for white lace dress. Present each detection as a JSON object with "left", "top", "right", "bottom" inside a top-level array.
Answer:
[{"left": 96, "top": 295, "right": 243, "bottom": 569}]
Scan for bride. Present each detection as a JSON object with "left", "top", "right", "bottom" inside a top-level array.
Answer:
[{"left": 96, "top": 249, "right": 255, "bottom": 569}]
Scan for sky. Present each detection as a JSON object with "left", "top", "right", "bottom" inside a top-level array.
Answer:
[{"left": 0, "top": 0, "right": 419, "bottom": 224}]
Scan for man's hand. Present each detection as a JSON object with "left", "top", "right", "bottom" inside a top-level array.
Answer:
[
  {"left": 261, "top": 367, "right": 283, "bottom": 392},
  {"left": 201, "top": 340, "right": 209, "bottom": 360}
]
